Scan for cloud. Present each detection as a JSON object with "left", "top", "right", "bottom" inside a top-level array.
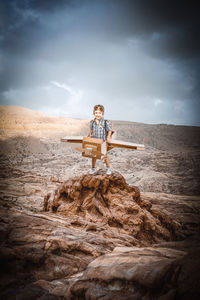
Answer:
[
  {"left": 0, "top": 0, "right": 199, "bottom": 125},
  {"left": 51, "top": 81, "right": 84, "bottom": 98},
  {"left": 154, "top": 99, "right": 163, "bottom": 107}
]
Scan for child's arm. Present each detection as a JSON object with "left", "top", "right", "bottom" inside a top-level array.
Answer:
[
  {"left": 106, "top": 130, "right": 112, "bottom": 143},
  {"left": 89, "top": 120, "right": 93, "bottom": 137},
  {"left": 89, "top": 129, "right": 93, "bottom": 137}
]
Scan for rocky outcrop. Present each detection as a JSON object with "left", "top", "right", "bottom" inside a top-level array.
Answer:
[
  {"left": 38, "top": 172, "right": 200, "bottom": 299},
  {"left": 0, "top": 169, "right": 200, "bottom": 299},
  {"left": 45, "top": 171, "right": 182, "bottom": 247}
]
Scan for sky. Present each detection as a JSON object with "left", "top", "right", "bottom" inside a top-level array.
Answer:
[{"left": 0, "top": 0, "right": 200, "bottom": 126}]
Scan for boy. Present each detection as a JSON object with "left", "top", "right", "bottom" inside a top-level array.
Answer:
[{"left": 89, "top": 104, "right": 112, "bottom": 175}]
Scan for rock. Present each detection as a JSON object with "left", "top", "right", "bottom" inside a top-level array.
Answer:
[
  {"left": 84, "top": 246, "right": 186, "bottom": 287},
  {"left": 45, "top": 172, "right": 182, "bottom": 246},
  {"left": 66, "top": 246, "right": 186, "bottom": 299}
]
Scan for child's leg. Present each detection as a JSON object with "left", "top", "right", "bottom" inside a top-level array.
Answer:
[
  {"left": 105, "top": 156, "right": 110, "bottom": 168},
  {"left": 92, "top": 157, "right": 97, "bottom": 168},
  {"left": 105, "top": 155, "right": 111, "bottom": 174}
]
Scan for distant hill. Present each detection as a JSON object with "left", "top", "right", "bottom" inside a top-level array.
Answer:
[
  {"left": 0, "top": 105, "right": 200, "bottom": 151},
  {"left": 114, "top": 121, "right": 200, "bottom": 151},
  {"left": 0, "top": 105, "right": 89, "bottom": 134}
]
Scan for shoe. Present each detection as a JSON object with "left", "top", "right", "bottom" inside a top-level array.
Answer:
[
  {"left": 90, "top": 168, "right": 96, "bottom": 175},
  {"left": 106, "top": 168, "right": 112, "bottom": 175}
]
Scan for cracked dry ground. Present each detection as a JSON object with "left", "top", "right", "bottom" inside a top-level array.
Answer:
[{"left": 0, "top": 154, "right": 200, "bottom": 300}]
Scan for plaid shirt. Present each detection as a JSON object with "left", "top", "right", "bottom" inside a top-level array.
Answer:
[{"left": 90, "top": 117, "right": 112, "bottom": 141}]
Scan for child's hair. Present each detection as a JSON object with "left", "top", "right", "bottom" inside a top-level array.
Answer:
[{"left": 93, "top": 104, "right": 104, "bottom": 114}]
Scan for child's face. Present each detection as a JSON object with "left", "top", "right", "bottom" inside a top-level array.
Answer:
[{"left": 94, "top": 109, "right": 103, "bottom": 120}]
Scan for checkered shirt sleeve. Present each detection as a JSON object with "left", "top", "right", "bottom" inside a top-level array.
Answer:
[{"left": 105, "top": 120, "right": 112, "bottom": 132}]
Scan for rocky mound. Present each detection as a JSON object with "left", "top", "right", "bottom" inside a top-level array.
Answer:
[
  {"left": 44, "top": 171, "right": 182, "bottom": 246},
  {"left": 1, "top": 170, "right": 199, "bottom": 299}
]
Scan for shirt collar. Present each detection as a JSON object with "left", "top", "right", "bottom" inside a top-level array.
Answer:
[
  {"left": 100, "top": 117, "right": 104, "bottom": 124},
  {"left": 94, "top": 117, "right": 104, "bottom": 124}
]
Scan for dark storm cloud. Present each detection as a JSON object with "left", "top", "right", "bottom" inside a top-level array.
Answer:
[
  {"left": 123, "top": 0, "right": 199, "bottom": 59},
  {"left": 1, "top": 0, "right": 199, "bottom": 57},
  {"left": 0, "top": 0, "right": 65, "bottom": 54}
]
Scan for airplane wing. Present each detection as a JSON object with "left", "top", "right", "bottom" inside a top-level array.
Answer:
[
  {"left": 108, "top": 139, "right": 145, "bottom": 151},
  {"left": 61, "top": 136, "right": 145, "bottom": 151},
  {"left": 61, "top": 136, "right": 83, "bottom": 143}
]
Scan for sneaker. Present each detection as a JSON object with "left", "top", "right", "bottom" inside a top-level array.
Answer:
[
  {"left": 90, "top": 168, "right": 96, "bottom": 175},
  {"left": 106, "top": 167, "right": 112, "bottom": 175}
]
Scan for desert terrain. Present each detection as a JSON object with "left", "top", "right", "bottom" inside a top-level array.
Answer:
[{"left": 0, "top": 105, "right": 200, "bottom": 299}]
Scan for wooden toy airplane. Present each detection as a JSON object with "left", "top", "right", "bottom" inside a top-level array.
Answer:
[{"left": 61, "top": 136, "right": 145, "bottom": 159}]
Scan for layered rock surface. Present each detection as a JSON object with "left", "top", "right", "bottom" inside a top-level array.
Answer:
[
  {"left": 0, "top": 106, "right": 200, "bottom": 299},
  {"left": 1, "top": 170, "right": 199, "bottom": 299}
]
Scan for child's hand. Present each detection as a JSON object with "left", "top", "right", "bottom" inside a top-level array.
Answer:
[{"left": 106, "top": 138, "right": 110, "bottom": 143}]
